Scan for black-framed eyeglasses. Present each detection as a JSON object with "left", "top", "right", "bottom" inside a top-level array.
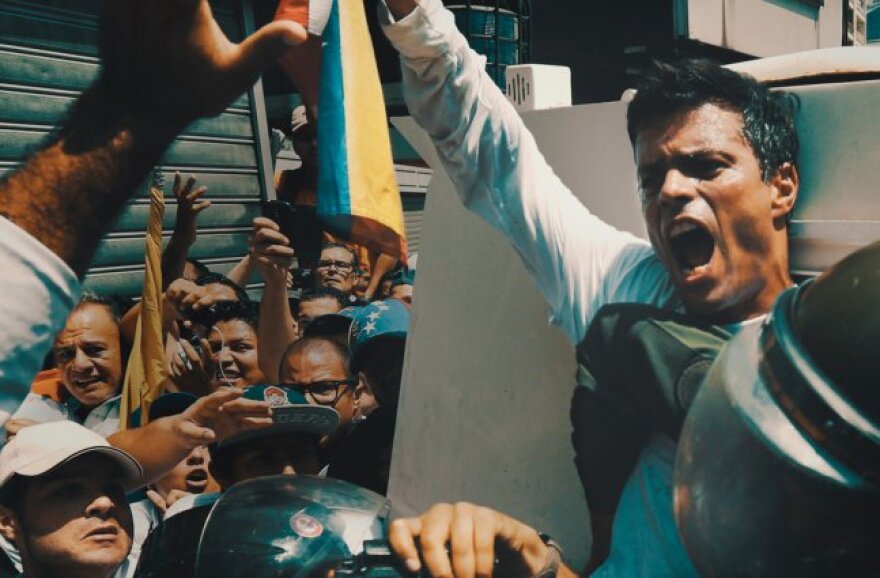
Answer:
[
  {"left": 282, "top": 379, "right": 358, "bottom": 406},
  {"left": 316, "top": 259, "right": 354, "bottom": 272}
]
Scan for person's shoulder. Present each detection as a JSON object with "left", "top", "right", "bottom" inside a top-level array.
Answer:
[
  {"left": 11, "top": 392, "right": 68, "bottom": 420},
  {"left": 604, "top": 246, "right": 679, "bottom": 309}
]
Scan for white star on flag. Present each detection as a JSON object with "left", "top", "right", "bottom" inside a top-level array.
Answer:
[
  {"left": 363, "top": 320, "right": 378, "bottom": 334},
  {"left": 374, "top": 302, "right": 390, "bottom": 311},
  {"left": 367, "top": 311, "right": 382, "bottom": 322}
]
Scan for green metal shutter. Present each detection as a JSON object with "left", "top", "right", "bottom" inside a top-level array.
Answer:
[{"left": 0, "top": 0, "right": 271, "bottom": 297}]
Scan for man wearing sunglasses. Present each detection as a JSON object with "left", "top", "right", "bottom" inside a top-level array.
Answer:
[{"left": 277, "top": 337, "right": 372, "bottom": 453}]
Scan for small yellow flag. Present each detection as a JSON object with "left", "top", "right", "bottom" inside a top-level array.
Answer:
[{"left": 120, "top": 171, "right": 167, "bottom": 429}]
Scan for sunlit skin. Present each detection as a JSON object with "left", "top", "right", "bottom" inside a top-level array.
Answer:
[
  {"left": 280, "top": 341, "right": 361, "bottom": 432},
  {"left": 635, "top": 103, "right": 797, "bottom": 324},
  {"left": 0, "top": 455, "right": 133, "bottom": 578},
  {"left": 296, "top": 297, "right": 343, "bottom": 338},
  {"left": 208, "top": 319, "right": 266, "bottom": 390},
  {"left": 315, "top": 246, "right": 357, "bottom": 295},
  {"left": 53, "top": 304, "right": 123, "bottom": 409}
]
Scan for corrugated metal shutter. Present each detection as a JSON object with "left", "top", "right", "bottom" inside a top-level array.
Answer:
[
  {"left": 0, "top": 0, "right": 270, "bottom": 297},
  {"left": 395, "top": 164, "right": 431, "bottom": 259}
]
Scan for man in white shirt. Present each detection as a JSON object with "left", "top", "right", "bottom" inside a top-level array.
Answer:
[{"left": 378, "top": 0, "right": 800, "bottom": 574}]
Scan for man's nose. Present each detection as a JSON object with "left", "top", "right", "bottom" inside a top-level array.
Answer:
[
  {"left": 659, "top": 169, "right": 697, "bottom": 205},
  {"left": 85, "top": 494, "right": 116, "bottom": 519},
  {"left": 188, "top": 446, "right": 208, "bottom": 465},
  {"left": 71, "top": 347, "right": 93, "bottom": 370}
]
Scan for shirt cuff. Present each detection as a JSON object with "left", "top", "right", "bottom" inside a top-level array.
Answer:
[{"left": 378, "top": 0, "right": 467, "bottom": 60}]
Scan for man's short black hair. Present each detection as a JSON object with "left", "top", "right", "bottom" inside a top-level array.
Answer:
[
  {"left": 195, "top": 273, "right": 253, "bottom": 306},
  {"left": 626, "top": 58, "right": 799, "bottom": 182},
  {"left": 0, "top": 475, "right": 26, "bottom": 516},
  {"left": 299, "top": 286, "right": 348, "bottom": 309}
]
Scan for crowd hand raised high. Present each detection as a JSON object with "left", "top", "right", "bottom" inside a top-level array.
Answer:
[
  {"left": 250, "top": 217, "right": 296, "bottom": 287},
  {"left": 175, "top": 387, "right": 272, "bottom": 446},
  {"left": 99, "top": 0, "right": 308, "bottom": 129},
  {"left": 171, "top": 172, "right": 211, "bottom": 247},
  {"left": 389, "top": 503, "right": 577, "bottom": 578}
]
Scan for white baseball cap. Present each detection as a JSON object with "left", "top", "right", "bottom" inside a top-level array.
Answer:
[{"left": 0, "top": 421, "right": 143, "bottom": 490}]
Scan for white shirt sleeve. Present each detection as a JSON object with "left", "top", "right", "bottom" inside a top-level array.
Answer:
[
  {"left": 0, "top": 217, "right": 80, "bottom": 427},
  {"left": 379, "top": 0, "right": 676, "bottom": 344}
]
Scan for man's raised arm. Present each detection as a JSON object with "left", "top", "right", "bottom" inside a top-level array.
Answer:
[
  {"left": 0, "top": 0, "right": 307, "bottom": 424},
  {"left": 379, "top": 0, "right": 658, "bottom": 345}
]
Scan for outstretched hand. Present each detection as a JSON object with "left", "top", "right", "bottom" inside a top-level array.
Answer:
[
  {"left": 99, "top": 0, "right": 308, "bottom": 127},
  {"left": 171, "top": 173, "right": 211, "bottom": 247},
  {"left": 176, "top": 387, "right": 272, "bottom": 446},
  {"left": 389, "top": 502, "right": 559, "bottom": 578}
]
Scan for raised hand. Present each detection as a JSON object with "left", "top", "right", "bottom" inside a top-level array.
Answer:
[
  {"left": 250, "top": 217, "right": 296, "bottom": 287},
  {"left": 171, "top": 173, "right": 211, "bottom": 248},
  {"left": 99, "top": 0, "right": 308, "bottom": 128}
]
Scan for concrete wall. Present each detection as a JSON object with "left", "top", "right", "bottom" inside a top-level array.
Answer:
[
  {"left": 388, "top": 102, "right": 644, "bottom": 568},
  {"left": 688, "top": 0, "right": 844, "bottom": 56}
]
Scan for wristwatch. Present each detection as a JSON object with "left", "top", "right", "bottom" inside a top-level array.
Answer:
[{"left": 535, "top": 533, "right": 563, "bottom": 578}]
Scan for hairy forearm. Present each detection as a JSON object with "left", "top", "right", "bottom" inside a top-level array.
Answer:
[
  {"left": 365, "top": 253, "right": 397, "bottom": 300},
  {"left": 108, "top": 416, "right": 193, "bottom": 485},
  {"left": 0, "top": 82, "right": 179, "bottom": 277},
  {"left": 257, "top": 279, "right": 296, "bottom": 383}
]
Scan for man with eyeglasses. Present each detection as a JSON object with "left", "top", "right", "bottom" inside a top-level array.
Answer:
[
  {"left": 277, "top": 337, "right": 372, "bottom": 453},
  {"left": 314, "top": 243, "right": 361, "bottom": 303}
]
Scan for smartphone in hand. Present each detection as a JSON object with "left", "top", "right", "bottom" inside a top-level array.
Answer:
[{"left": 262, "top": 199, "right": 297, "bottom": 242}]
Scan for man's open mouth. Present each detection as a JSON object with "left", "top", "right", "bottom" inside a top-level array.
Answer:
[
  {"left": 185, "top": 469, "right": 209, "bottom": 492},
  {"left": 667, "top": 221, "right": 715, "bottom": 276},
  {"left": 72, "top": 376, "right": 102, "bottom": 389}
]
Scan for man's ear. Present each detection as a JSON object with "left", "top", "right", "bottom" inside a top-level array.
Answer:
[
  {"left": 769, "top": 162, "right": 799, "bottom": 224},
  {"left": 0, "top": 504, "right": 19, "bottom": 543},
  {"left": 355, "top": 372, "right": 373, "bottom": 399}
]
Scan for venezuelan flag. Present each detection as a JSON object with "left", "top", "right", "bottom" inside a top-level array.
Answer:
[{"left": 274, "top": 0, "right": 408, "bottom": 263}]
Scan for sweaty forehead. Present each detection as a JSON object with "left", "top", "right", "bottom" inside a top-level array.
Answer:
[
  {"left": 56, "top": 304, "right": 119, "bottom": 344},
  {"left": 209, "top": 319, "right": 255, "bottom": 343},
  {"left": 635, "top": 103, "right": 749, "bottom": 166},
  {"left": 320, "top": 246, "right": 354, "bottom": 262},
  {"left": 283, "top": 343, "right": 347, "bottom": 380}
]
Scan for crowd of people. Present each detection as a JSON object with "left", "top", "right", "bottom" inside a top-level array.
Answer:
[{"left": 0, "top": 0, "right": 857, "bottom": 576}]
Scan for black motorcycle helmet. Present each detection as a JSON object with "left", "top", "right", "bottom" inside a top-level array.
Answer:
[{"left": 194, "top": 476, "right": 393, "bottom": 578}]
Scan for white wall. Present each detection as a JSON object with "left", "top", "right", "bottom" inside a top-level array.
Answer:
[
  {"left": 688, "top": 0, "right": 845, "bottom": 56},
  {"left": 388, "top": 102, "right": 645, "bottom": 568}
]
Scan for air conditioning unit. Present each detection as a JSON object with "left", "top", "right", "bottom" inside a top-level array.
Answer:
[{"left": 505, "top": 64, "right": 572, "bottom": 112}]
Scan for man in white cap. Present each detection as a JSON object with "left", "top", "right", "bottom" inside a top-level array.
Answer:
[{"left": 0, "top": 421, "right": 143, "bottom": 578}]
